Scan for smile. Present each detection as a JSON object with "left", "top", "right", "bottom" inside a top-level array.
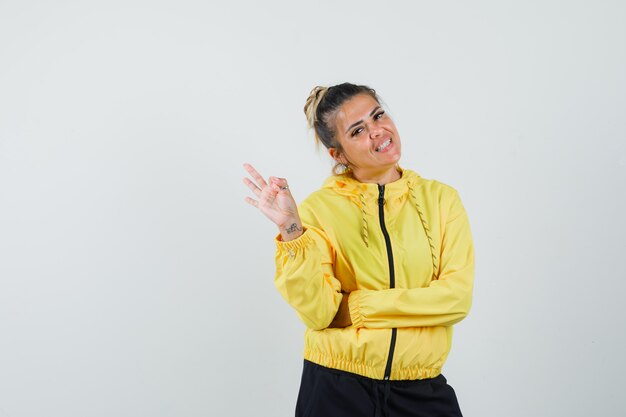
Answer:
[{"left": 375, "top": 138, "right": 392, "bottom": 152}]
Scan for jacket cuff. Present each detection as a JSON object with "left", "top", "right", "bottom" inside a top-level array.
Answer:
[
  {"left": 274, "top": 227, "right": 312, "bottom": 252},
  {"left": 348, "top": 290, "right": 365, "bottom": 328}
]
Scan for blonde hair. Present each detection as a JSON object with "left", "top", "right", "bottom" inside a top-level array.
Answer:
[
  {"left": 303, "top": 83, "right": 379, "bottom": 174},
  {"left": 304, "top": 86, "right": 329, "bottom": 133}
]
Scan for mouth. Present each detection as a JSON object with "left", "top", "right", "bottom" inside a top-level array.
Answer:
[{"left": 375, "top": 138, "right": 392, "bottom": 152}]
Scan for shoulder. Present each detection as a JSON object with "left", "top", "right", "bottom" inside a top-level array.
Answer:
[
  {"left": 404, "top": 169, "right": 467, "bottom": 223},
  {"left": 298, "top": 188, "right": 338, "bottom": 212},
  {"left": 298, "top": 173, "right": 355, "bottom": 211},
  {"left": 405, "top": 169, "right": 460, "bottom": 200},
  {"left": 296, "top": 186, "right": 343, "bottom": 229}
]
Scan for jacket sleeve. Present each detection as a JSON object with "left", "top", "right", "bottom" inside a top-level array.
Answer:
[
  {"left": 274, "top": 226, "right": 343, "bottom": 330},
  {"left": 348, "top": 190, "right": 474, "bottom": 329}
]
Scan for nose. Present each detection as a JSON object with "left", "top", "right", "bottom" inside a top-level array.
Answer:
[{"left": 369, "top": 124, "right": 384, "bottom": 139}]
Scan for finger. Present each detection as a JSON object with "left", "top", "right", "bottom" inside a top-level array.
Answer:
[
  {"left": 243, "top": 163, "right": 268, "bottom": 189},
  {"left": 271, "top": 177, "right": 291, "bottom": 193},
  {"left": 244, "top": 196, "right": 259, "bottom": 207},
  {"left": 258, "top": 182, "right": 279, "bottom": 207},
  {"left": 242, "top": 177, "right": 262, "bottom": 197}
]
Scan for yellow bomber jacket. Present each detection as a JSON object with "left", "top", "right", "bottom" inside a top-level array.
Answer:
[{"left": 274, "top": 168, "right": 474, "bottom": 380}]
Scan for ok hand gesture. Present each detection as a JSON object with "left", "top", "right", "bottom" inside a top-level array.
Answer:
[{"left": 243, "top": 163, "right": 303, "bottom": 241}]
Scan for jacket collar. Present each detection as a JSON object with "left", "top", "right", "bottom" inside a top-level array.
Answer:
[{"left": 321, "top": 166, "right": 422, "bottom": 201}]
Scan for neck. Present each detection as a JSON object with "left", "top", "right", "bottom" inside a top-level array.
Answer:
[{"left": 350, "top": 165, "right": 401, "bottom": 185}]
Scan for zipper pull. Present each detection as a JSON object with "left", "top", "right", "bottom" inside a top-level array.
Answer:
[{"left": 378, "top": 185, "right": 385, "bottom": 206}]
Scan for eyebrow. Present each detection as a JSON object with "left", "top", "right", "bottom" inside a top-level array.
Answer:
[{"left": 345, "top": 106, "right": 382, "bottom": 134}]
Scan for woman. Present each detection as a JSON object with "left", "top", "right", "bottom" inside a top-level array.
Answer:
[{"left": 243, "top": 83, "right": 474, "bottom": 417}]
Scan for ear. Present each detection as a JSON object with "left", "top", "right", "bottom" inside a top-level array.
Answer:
[{"left": 328, "top": 148, "right": 347, "bottom": 164}]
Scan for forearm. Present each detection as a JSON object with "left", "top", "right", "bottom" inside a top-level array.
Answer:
[
  {"left": 348, "top": 276, "right": 473, "bottom": 329},
  {"left": 275, "top": 226, "right": 343, "bottom": 330}
]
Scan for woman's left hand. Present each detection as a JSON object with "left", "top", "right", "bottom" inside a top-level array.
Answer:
[{"left": 328, "top": 292, "right": 352, "bottom": 328}]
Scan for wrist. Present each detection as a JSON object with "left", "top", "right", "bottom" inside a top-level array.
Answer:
[{"left": 278, "top": 219, "right": 303, "bottom": 241}]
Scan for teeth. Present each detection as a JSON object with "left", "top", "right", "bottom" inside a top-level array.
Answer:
[{"left": 376, "top": 139, "right": 391, "bottom": 152}]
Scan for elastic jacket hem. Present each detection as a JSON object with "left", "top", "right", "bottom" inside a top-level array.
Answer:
[{"left": 304, "top": 348, "right": 442, "bottom": 381}]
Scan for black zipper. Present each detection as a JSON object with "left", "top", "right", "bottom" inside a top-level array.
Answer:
[{"left": 378, "top": 184, "right": 397, "bottom": 381}]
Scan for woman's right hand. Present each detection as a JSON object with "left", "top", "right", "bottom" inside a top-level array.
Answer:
[{"left": 243, "top": 163, "right": 303, "bottom": 241}]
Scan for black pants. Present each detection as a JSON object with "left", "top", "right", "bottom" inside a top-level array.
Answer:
[{"left": 296, "top": 360, "right": 463, "bottom": 417}]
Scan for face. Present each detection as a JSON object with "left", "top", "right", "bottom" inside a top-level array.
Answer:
[{"left": 330, "top": 94, "right": 402, "bottom": 179}]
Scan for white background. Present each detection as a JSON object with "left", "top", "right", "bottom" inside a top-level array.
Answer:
[{"left": 1, "top": 1, "right": 625, "bottom": 416}]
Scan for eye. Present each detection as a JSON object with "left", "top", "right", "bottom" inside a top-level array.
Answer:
[
  {"left": 374, "top": 111, "right": 385, "bottom": 120},
  {"left": 351, "top": 127, "right": 364, "bottom": 137}
]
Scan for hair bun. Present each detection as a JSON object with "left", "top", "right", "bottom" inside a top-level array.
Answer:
[{"left": 303, "top": 86, "right": 329, "bottom": 129}]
